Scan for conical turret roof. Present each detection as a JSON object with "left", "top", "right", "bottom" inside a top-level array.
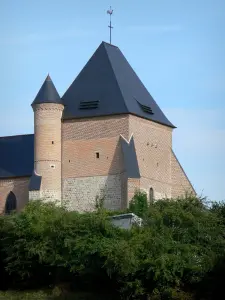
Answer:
[{"left": 32, "top": 74, "right": 62, "bottom": 106}]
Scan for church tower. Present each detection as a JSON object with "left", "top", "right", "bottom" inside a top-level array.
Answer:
[{"left": 29, "top": 75, "right": 64, "bottom": 203}]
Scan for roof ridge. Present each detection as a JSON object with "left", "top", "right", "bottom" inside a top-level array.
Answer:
[
  {"left": 0, "top": 133, "right": 34, "bottom": 139},
  {"left": 102, "top": 41, "right": 118, "bottom": 48},
  {"left": 103, "top": 43, "right": 129, "bottom": 113}
]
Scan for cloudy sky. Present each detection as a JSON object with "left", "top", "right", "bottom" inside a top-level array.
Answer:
[{"left": 0, "top": 0, "right": 224, "bottom": 201}]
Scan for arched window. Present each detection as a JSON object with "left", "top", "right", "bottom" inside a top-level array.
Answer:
[
  {"left": 149, "top": 188, "right": 154, "bottom": 204},
  {"left": 5, "top": 192, "right": 17, "bottom": 214}
]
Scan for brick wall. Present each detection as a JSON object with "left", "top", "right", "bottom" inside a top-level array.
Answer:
[
  {"left": 62, "top": 115, "right": 129, "bottom": 177},
  {"left": 0, "top": 177, "right": 30, "bottom": 213},
  {"left": 32, "top": 103, "right": 64, "bottom": 201},
  {"left": 129, "top": 115, "right": 173, "bottom": 198},
  {"left": 171, "top": 151, "right": 195, "bottom": 198},
  {"left": 63, "top": 115, "right": 129, "bottom": 141},
  {"left": 140, "top": 177, "right": 171, "bottom": 200},
  {"left": 62, "top": 113, "right": 195, "bottom": 209}
]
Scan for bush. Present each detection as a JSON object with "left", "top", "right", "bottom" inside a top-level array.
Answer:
[
  {"left": 0, "top": 194, "right": 225, "bottom": 299},
  {"left": 128, "top": 189, "right": 148, "bottom": 218}
]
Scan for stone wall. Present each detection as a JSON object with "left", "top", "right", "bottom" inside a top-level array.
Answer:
[
  {"left": 29, "top": 190, "right": 61, "bottom": 203},
  {"left": 29, "top": 190, "right": 41, "bottom": 201},
  {"left": 0, "top": 177, "right": 30, "bottom": 213},
  {"left": 62, "top": 175, "right": 122, "bottom": 211}
]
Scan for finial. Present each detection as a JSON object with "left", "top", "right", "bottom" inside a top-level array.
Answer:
[
  {"left": 107, "top": 6, "right": 113, "bottom": 44},
  {"left": 46, "top": 73, "right": 51, "bottom": 81}
]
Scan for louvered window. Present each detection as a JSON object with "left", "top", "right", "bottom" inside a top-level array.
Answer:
[
  {"left": 136, "top": 99, "right": 153, "bottom": 115},
  {"left": 79, "top": 100, "right": 99, "bottom": 109}
]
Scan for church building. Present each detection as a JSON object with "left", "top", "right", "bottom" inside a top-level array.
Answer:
[{"left": 0, "top": 41, "right": 195, "bottom": 213}]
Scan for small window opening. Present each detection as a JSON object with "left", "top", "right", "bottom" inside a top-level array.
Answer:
[
  {"left": 5, "top": 192, "right": 17, "bottom": 215},
  {"left": 96, "top": 152, "right": 100, "bottom": 159},
  {"left": 52, "top": 141, "right": 54, "bottom": 144},
  {"left": 69, "top": 160, "right": 71, "bottom": 163}
]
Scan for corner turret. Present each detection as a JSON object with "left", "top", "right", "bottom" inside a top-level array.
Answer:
[
  {"left": 31, "top": 74, "right": 62, "bottom": 106},
  {"left": 29, "top": 75, "right": 64, "bottom": 203}
]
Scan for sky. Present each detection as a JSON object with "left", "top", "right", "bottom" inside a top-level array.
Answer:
[{"left": 0, "top": 0, "right": 224, "bottom": 201}]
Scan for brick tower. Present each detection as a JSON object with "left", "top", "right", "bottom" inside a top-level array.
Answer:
[{"left": 29, "top": 75, "right": 64, "bottom": 203}]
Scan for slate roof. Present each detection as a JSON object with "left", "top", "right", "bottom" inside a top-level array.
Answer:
[
  {"left": 62, "top": 41, "right": 175, "bottom": 128},
  {"left": 32, "top": 74, "right": 62, "bottom": 106},
  {"left": 120, "top": 135, "right": 140, "bottom": 178},
  {"left": 0, "top": 134, "right": 34, "bottom": 178},
  {"left": 29, "top": 170, "right": 42, "bottom": 191}
]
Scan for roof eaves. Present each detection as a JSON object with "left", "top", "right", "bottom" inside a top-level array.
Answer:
[
  {"left": 0, "top": 174, "right": 32, "bottom": 179},
  {"left": 0, "top": 133, "right": 34, "bottom": 139}
]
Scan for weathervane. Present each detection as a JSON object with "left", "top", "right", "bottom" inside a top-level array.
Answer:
[{"left": 107, "top": 6, "right": 113, "bottom": 44}]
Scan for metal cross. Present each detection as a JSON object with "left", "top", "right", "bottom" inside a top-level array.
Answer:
[{"left": 107, "top": 6, "right": 113, "bottom": 44}]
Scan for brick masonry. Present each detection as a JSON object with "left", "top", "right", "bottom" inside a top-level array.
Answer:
[
  {"left": 0, "top": 177, "right": 30, "bottom": 213},
  {"left": 32, "top": 103, "right": 64, "bottom": 202},
  {"left": 128, "top": 115, "right": 194, "bottom": 199},
  {"left": 0, "top": 112, "right": 195, "bottom": 213},
  {"left": 171, "top": 151, "right": 195, "bottom": 198},
  {"left": 62, "top": 115, "right": 129, "bottom": 178},
  {"left": 140, "top": 177, "right": 171, "bottom": 200}
]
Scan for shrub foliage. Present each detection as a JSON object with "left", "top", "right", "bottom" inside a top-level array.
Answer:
[{"left": 0, "top": 193, "right": 225, "bottom": 299}]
